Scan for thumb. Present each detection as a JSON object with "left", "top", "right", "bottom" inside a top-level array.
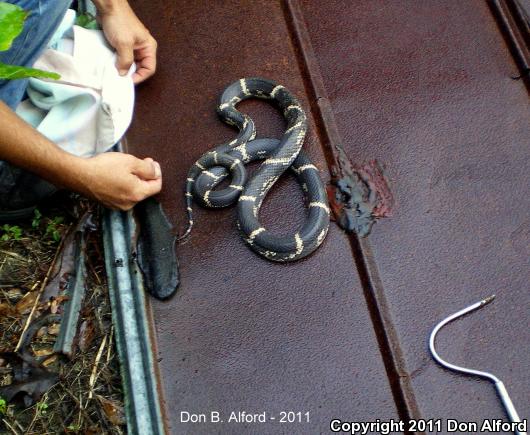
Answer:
[
  {"left": 141, "top": 177, "right": 163, "bottom": 197},
  {"left": 115, "top": 42, "right": 134, "bottom": 76},
  {"left": 132, "top": 158, "right": 162, "bottom": 180}
]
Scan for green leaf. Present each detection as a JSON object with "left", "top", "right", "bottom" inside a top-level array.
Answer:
[
  {"left": 52, "top": 230, "right": 61, "bottom": 242},
  {"left": 75, "top": 12, "right": 99, "bottom": 30},
  {"left": 0, "top": 62, "right": 60, "bottom": 80},
  {"left": 0, "top": 2, "right": 28, "bottom": 52},
  {"left": 32, "top": 208, "right": 42, "bottom": 229},
  {"left": 0, "top": 3, "right": 60, "bottom": 81},
  {"left": 0, "top": 224, "right": 22, "bottom": 241}
]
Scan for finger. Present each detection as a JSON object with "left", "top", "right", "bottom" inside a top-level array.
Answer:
[
  {"left": 134, "top": 177, "right": 162, "bottom": 202},
  {"left": 142, "top": 177, "right": 163, "bottom": 197},
  {"left": 131, "top": 158, "right": 161, "bottom": 180},
  {"left": 132, "top": 60, "right": 155, "bottom": 83},
  {"left": 118, "top": 201, "right": 135, "bottom": 211},
  {"left": 132, "top": 41, "right": 157, "bottom": 84},
  {"left": 115, "top": 42, "right": 135, "bottom": 76}
]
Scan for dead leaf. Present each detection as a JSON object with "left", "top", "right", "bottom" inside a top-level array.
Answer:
[
  {"left": 47, "top": 323, "right": 60, "bottom": 336},
  {"left": 42, "top": 212, "right": 94, "bottom": 302},
  {"left": 6, "top": 288, "right": 22, "bottom": 300},
  {"left": 50, "top": 295, "right": 69, "bottom": 314},
  {"left": 33, "top": 348, "right": 54, "bottom": 358},
  {"left": 78, "top": 319, "right": 95, "bottom": 352},
  {"left": 15, "top": 291, "right": 38, "bottom": 315},
  {"left": 97, "top": 395, "right": 125, "bottom": 426},
  {"left": 36, "top": 326, "right": 47, "bottom": 338},
  {"left": 0, "top": 314, "right": 62, "bottom": 406},
  {"left": 42, "top": 354, "right": 58, "bottom": 367},
  {"left": 0, "top": 302, "right": 16, "bottom": 317}
]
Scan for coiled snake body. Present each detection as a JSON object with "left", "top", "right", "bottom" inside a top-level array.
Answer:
[{"left": 181, "top": 78, "right": 330, "bottom": 262}]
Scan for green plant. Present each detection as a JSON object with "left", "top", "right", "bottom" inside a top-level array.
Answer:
[
  {"left": 32, "top": 208, "right": 42, "bottom": 229},
  {"left": 45, "top": 216, "right": 64, "bottom": 242},
  {"left": 0, "top": 397, "right": 6, "bottom": 415},
  {"left": 29, "top": 209, "right": 66, "bottom": 242},
  {"left": 1, "top": 223, "right": 22, "bottom": 241},
  {"left": 0, "top": 2, "right": 60, "bottom": 80},
  {"left": 75, "top": 12, "right": 99, "bottom": 30},
  {"left": 36, "top": 401, "right": 48, "bottom": 415}
]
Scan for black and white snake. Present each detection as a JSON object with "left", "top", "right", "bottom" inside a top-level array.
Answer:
[{"left": 180, "top": 78, "right": 330, "bottom": 262}]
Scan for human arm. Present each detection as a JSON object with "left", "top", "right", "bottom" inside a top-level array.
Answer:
[
  {"left": 93, "top": 0, "right": 157, "bottom": 84},
  {"left": 0, "top": 101, "right": 161, "bottom": 210}
]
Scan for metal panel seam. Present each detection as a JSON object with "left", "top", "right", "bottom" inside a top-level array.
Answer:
[
  {"left": 281, "top": 0, "right": 423, "bottom": 427},
  {"left": 489, "top": 0, "right": 530, "bottom": 92}
]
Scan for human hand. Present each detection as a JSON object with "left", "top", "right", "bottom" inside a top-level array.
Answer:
[
  {"left": 77, "top": 152, "right": 162, "bottom": 210},
  {"left": 0, "top": 101, "right": 161, "bottom": 210},
  {"left": 96, "top": 0, "right": 157, "bottom": 83}
]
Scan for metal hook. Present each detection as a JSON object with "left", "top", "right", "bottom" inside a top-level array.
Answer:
[{"left": 429, "top": 295, "right": 527, "bottom": 435}]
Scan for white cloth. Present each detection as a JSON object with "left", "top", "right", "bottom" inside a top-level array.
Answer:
[{"left": 16, "top": 10, "right": 135, "bottom": 158}]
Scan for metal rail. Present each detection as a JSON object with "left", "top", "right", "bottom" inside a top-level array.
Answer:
[{"left": 102, "top": 207, "right": 165, "bottom": 435}]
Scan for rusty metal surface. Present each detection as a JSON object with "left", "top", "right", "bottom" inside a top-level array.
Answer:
[
  {"left": 126, "top": 0, "right": 399, "bottom": 433},
  {"left": 299, "top": 0, "right": 530, "bottom": 431}
]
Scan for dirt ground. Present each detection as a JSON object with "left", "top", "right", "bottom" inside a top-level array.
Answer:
[{"left": 0, "top": 194, "right": 125, "bottom": 434}]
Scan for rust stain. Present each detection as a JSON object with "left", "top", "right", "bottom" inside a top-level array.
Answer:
[{"left": 328, "top": 159, "right": 394, "bottom": 237}]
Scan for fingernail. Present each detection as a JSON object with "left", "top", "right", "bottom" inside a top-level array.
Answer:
[
  {"left": 154, "top": 162, "right": 162, "bottom": 178},
  {"left": 119, "top": 69, "right": 128, "bottom": 76}
]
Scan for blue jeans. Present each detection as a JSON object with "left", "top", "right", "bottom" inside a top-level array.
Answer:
[
  {"left": 0, "top": 0, "right": 71, "bottom": 210},
  {"left": 0, "top": 0, "right": 72, "bottom": 109}
]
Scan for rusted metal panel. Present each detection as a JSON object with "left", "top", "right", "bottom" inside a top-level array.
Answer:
[
  {"left": 299, "top": 0, "right": 530, "bottom": 430},
  {"left": 127, "top": 0, "right": 399, "bottom": 433}
]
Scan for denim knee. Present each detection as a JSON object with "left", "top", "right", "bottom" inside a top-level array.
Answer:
[{"left": 0, "top": 0, "right": 72, "bottom": 109}]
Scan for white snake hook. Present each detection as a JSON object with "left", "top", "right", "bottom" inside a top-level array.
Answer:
[{"left": 429, "top": 295, "right": 527, "bottom": 435}]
